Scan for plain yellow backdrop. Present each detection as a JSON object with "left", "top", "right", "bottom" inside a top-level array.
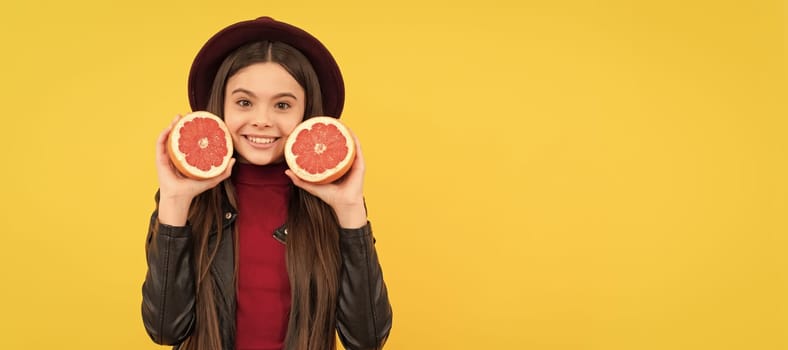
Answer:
[{"left": 0, "top": 0, "right": 785, "bottom": 349}]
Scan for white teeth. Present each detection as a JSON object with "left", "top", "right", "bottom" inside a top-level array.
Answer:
[{"left": 248, "top": 136, "right": 276, "bottom": 144}]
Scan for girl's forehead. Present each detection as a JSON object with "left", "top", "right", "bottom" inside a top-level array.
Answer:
[{"left": 226, "top": 63, "right": 304, "bottom": 96}]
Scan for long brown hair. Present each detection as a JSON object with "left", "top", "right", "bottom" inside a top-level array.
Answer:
[{"left": 179, "top": 41, "right": 342, "bottom": 350}]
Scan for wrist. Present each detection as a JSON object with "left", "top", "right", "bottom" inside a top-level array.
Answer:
[
  {"left": 333, "top": 202, "right": 367, "bottom": 229},
  {"left": 158, "top": 189, "right": 195, "bottom": 203},
  {"left": 157, "top": 195, "right": 193, "bottom": 226}
]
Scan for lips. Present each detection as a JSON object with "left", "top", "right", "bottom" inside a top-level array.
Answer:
[{"left": 246, "top": 135, "right": 277, "bottom": 144}]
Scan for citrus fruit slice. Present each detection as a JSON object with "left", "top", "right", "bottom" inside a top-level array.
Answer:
[
  {"left": 285, "top": 116, "right": 356, "bottom": 184},
  {"left": 167, "top": 111, "right": 233, "bottom": 179}
]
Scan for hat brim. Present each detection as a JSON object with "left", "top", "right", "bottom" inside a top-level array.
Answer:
[{"left": 188, "top": 17, "right": 344, "bottom": 118}]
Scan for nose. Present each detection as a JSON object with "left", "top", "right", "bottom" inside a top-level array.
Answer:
[{"left": 251, "top": 109, "right": 273, "bottom": 128}]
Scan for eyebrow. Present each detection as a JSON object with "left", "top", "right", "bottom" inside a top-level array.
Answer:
[{"left": 230, "top": 88, "right": 298, "bottom": 100}]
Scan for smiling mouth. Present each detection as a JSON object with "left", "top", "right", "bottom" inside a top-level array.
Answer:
[{"left": 246, "top": 136, "right": 277, "bottom": 144}]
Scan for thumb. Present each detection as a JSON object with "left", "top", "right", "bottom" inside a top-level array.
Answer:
[
  {"left": 285, "top": 169, "right": 306, "bottom": 188},
  {"left": 214, "top": 158, "right": 236, "bottom": 183},
  {"left": 285, "top": 169, "right": 322, "bottom": 195}
]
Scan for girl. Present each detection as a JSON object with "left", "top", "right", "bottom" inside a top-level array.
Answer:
[{"left": 141, "top": 17, "right": 392, "bottom": 350}]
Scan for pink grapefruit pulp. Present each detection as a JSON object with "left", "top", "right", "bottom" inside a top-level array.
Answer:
[
  {"left": 284, "top": 116, "right": 356, "bottom": 184},
  {"left": 167, "top": 111, "right": 233, "bottom": 179}
]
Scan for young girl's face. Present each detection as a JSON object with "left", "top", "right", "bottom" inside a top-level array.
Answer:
[{"left": 224, "top": 62, "right": 306, "bottom": 165}]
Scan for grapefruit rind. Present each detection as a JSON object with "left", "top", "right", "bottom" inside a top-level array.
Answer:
[
  {"left": 284, "top": 116, "right": 356, "bottom": 184},
  {"left": 167, "top": 111, "right": 234, "bottom": 180}
]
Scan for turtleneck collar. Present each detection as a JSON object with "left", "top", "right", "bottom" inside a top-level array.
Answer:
[{"left": 232, "top": 162, "right": 292, "bottom": 186}]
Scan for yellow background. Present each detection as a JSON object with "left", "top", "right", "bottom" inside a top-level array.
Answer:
[{"left": 0, "top": 0, "right": 785, "bottom": 349}]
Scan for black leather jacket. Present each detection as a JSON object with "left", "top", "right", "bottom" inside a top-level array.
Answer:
[{"left": 141, "top": 199, "right": 392, "bottom": 350}]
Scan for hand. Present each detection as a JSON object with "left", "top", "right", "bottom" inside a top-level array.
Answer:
[
  {"left": 155, "top": 115, "right": 235, "bottom": 226},
  {"left": 285, "top": 131, "right": 368, "bottom": 229}
]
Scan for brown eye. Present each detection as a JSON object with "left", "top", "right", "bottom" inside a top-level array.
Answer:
[
  {"left": 237, "top": 99, "right": 252, "bottom": 107},
  {"left": 275, "top": 102, "right": 291, "bottom": 110}
]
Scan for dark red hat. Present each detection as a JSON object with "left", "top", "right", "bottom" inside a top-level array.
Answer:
[{"left": 188, "top": 16, "right": 345, "bottom": 118}]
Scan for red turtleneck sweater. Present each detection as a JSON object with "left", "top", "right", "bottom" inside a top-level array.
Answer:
[{"left": 232, "top": 162, "right": 292, "bottom": 350}]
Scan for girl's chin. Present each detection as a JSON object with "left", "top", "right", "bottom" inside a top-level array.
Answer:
[{"left": 235, "top": 154, "right": 286, "bottom": 166}]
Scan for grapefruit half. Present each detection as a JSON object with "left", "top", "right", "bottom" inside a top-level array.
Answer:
[
  {"left": 285, "top": 116, "right": 356, "bottom": 184},
  {"left": 167, "top": 111, "right": 233, "bottom": 179}
]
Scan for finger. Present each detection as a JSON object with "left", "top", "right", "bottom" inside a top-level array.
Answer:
[
  {"left": 285, "top": 169, "right": 307, "bottom": 188},
  {"left": 156, "top": 116, "right": 180, "bottom": 163},
  {"left": 156, "top": 132, "right": 172, "bottom": 170},
  {"left": 285, "top": 169, "right": 324, "bottom": 195},
  {"left": 352, "top": 133, "right": 365, "bottom": 171},
  {"left": 215, "top": 158, "right": 236, "bottom": 183},
  {"left": 193, "top": 158, "right": 236, "bottom": 191},
  {"left": 163, "top": 114, "right": 180, "bottom": 139},
  {"left": 342, "top": 133, "right": 366, "bottom": 180}
]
